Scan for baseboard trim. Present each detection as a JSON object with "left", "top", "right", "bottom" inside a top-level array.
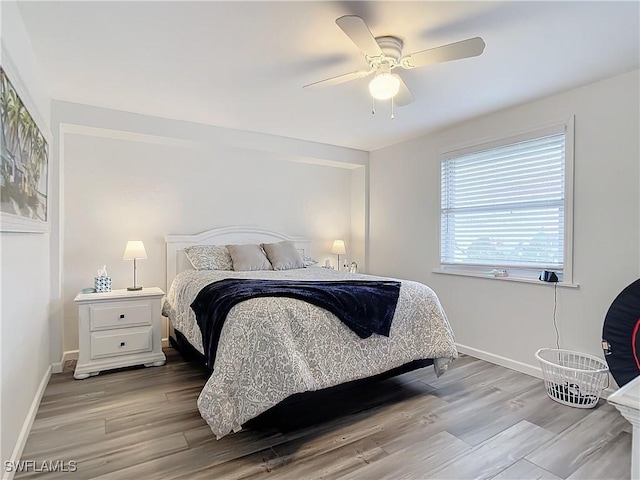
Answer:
[
  {"left": 162, "top": 337, "right": 169, "bottom": 348},
  {"left": 63, "top": 349, "right": 79, "bottom": 362},
  {"left": 456, "top": 343, "right": 618, "bottom": 400},
  {"left": 600, "top": 386, "right": 615, "bottom": 400},
  {"left": 52, "top": 350, "right": 79, "bottom": 375},
  {"left": 2, "top": 365, "right": 51, "bottom": 480},
  {"left": 456, "top": 343, "right": 543, "bottom": 379}
]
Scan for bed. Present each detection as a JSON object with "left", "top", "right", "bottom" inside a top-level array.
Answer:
[{"left": 162, "top": 226, "right": 458, "bottom": 439}]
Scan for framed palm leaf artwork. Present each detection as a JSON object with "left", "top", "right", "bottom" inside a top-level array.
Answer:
[{"left": 0, "top": 63, "right": 50, "bottom": 232}]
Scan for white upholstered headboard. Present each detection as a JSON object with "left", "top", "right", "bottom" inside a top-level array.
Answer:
[{"left": 163, "top": 225, "right": 311, "bottom": 291}]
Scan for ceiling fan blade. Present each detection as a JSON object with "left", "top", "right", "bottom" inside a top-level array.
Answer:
[
  {"left": 336, "top": 15, "right": 383, "bottom": 58},
  {"left": 303, "top": 69, "right": 372, "bottom": 89},
  {"left": 401, "top": 37, "right": 485, "bottom": 69},
  {"left": 394, "top": 75, "right": 414, "bottom": 107}
]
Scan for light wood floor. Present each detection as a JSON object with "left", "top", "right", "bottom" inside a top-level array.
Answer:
[{"left": 16, "top": 348, "right": 631, "bottom": 479}]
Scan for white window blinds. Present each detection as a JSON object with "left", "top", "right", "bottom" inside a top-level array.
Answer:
[{"left": 441, "top": 132, "right": 566, "bottom": 270}]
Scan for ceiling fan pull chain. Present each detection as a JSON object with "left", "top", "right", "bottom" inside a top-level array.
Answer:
[
  {"left": 391, "top": 97, "right": 395, "bottom": 120},
  {"left": 371, "top": 97, "right": 375, "bottom": 115}
]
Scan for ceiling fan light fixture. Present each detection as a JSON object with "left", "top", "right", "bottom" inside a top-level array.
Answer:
[
  {"left": 368, "top": 72, "right": 400, "bottom": 100},
  {"left": 306, "top": 15, "right": 485, "bottom": 110}
]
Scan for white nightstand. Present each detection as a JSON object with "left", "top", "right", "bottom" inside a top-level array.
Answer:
[{"left": 73, "top": 287, "right": 166, "bottom": 380}]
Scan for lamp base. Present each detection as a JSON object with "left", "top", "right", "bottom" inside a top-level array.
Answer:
[{"left": 127, "top": 286, "right": 143, "bottom": 291}]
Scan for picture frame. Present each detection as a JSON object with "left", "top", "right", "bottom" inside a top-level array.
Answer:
[{"left": 0, "top": 55, "right": 51, "bottom": 233}]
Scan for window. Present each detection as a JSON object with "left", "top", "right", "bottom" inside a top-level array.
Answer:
[{"left": 440, "top": 120, "right": 573, "bottom": 282}]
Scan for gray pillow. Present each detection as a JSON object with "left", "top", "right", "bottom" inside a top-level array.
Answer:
[
  {"left": 302, "top": 254, "right": 318, "bottom": 267},
  {"left": 184, "top": 245, "right": 233, "bottom": 271},
  {"left": 226, "top": 244, "right": 273, "bottom": 271},
  {"left": 262, "top": 241, "right": 305, "bottom": 271}
]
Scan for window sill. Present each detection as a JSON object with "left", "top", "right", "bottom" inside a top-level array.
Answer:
[{"left": 432, "top": 268, "right": 579, "bottom": 288}]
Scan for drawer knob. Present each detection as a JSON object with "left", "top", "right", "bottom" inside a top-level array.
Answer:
[
  {"left": 119, "top": 314, "right": 125, "bottom": 319},
  {"left": 120, "top": 341, "right": 125, "bottom": 347}
]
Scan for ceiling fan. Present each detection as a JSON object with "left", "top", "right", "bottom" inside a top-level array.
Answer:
[{"left": 304, "top": 15, "right": 486, "bottom": 108}]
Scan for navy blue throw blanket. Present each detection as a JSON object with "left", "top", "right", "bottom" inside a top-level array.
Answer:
[{"left": 190, "top": 278, "right": 401, "bottom": 369}]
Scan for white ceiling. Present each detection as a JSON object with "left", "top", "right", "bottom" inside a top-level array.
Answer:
[{"left": 16, "top": 1, "right": 640, "bottom": 151}]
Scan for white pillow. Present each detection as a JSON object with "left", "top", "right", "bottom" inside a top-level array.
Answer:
[
  {"left": 184, "top": 245, "right": 233, "bottom": 271},
  {"left": 302, "top": 254, "right": 318, "bottom": 267}
]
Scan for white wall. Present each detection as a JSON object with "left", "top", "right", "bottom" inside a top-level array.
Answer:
[
  {"left": 0, "top": 0, "right": 52, "bottom": 470},
  {"left": 350, "top": 166, "right": 367, "bottom": 272},
  {"left": 54, "top": 101, "right": 368, "bottom": 354},
  {"left": 369, "top": 70, "right": 640, "bottom": 380}
]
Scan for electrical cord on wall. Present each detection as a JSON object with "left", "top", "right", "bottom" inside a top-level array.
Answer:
[{"left": 553, "top": 282, "right": 560, "bottom": 349}]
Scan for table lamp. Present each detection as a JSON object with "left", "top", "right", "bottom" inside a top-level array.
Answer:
[
  {"left": 123, "top": 240, "right": 147, "bottom": 291},
  {"left": 331, "top": 239, "right": 346, "bottom": 270}
]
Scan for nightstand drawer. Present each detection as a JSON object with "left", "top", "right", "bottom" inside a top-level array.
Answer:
[
  {"left": 90, "top": 326, "right": 152, "bottom": 359},
  {"left": 90, "top": 301, "right": 152, "bottom": 331}
]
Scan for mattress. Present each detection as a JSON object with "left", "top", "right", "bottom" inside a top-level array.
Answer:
[{"left": 162, "top": 267, "right": 458, "bottom": 438}]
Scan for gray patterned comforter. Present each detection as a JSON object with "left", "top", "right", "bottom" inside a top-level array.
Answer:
[{"left": 163, "top": 267, "right": 457, "bottom": 438}]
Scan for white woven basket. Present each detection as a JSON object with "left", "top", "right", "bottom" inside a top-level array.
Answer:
[{"left": 535, "top": 348, "right": 609, "bottom": 409}]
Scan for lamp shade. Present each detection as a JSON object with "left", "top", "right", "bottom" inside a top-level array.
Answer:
[
  {"left": 123, "top": 241, "right": 148, "bottom": 260},
  {"left": 331, "top": 240, "right": 346, "bottom": 255}
]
